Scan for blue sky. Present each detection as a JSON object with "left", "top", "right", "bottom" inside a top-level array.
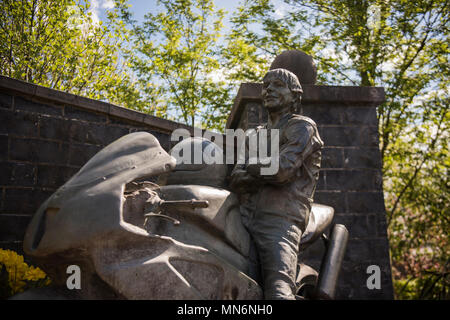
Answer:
[
  {"left": 91, "top": 0, "right": 245, "bottom": 28},
  {"left": 128, "top": 0, "right": 243, "bottom": 24},
  {"left": 92, "top": 0, "right": 290, "bottom": 33}
]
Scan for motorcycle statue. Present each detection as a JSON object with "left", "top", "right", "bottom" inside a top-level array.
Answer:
[{"left": 13, "top": 132, "right": 348, "bottom": 300}]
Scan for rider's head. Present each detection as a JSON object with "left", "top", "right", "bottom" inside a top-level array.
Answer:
[{"left": 262, "top": 68, "right": 303, "bottom": 114}]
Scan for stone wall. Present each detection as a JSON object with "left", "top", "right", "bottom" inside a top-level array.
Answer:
[
  {"left": 228, "top": 82, "right": 394, "bottom": 299},
  {"left": 0, "top": 76, "right": 194, "bottom": 257}
]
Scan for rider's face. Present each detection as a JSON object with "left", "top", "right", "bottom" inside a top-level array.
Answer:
[{"left": 262, "top": 75, "right": 294, "bottom": 111}]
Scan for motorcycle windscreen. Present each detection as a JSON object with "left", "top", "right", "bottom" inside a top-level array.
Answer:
[{"left": 23, "top": 132, "right": 176, "bottom": 257}]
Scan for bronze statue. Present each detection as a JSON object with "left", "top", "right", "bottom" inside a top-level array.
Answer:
[
  {"left": 14, "top": 68, "right": 348, "bottom": 300},
  {"left": 230, "top": 68, "right": 324, "bottom": 299}
]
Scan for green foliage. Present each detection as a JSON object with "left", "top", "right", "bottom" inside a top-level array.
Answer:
[
  {"left": 222, "top": 0, "right": 279, "bottom": 83},
  {"left": 127, "top": 0, "right": 230, "bottom": 130},
  {"left": 227, "top": 0, "right": 449, "bottom": 299},
  {"left": 0, "top": 0, "right": 145, "bottom": 111},
  {"left": 394, "top": 262, "right": 449, "bottom": 299}
]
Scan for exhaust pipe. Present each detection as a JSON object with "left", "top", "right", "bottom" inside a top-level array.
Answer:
[{"left": 314, "top": 224, "right": 349, "bottom": 300}]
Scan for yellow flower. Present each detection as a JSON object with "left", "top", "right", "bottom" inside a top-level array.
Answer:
[{"left": 0, "top": 249, "right": 51, "bottom": 295}]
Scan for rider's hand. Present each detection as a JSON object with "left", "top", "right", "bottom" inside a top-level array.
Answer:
[{"left": 229, "top": 169, "right": 260, "bottom": 193}]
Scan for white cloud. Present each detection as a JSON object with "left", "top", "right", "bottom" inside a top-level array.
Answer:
[
  {"left": 273, "top": 1, "right": 290, "bottom": 18},
  {"left": 89, "top": 0, "right": 115, "bottom": 25},
  {"left": 89, "top": 0, "right": 101, "bottom": 25},
  {"left": 412, "top": 88, "right": 448, "bottom": 106},
  {"left": 102, "top": 0, "right": 115, "bottom": 9},
  {"left": 274, "top": 8, "right": 284, "bottom": 18},
  {"left": 207, "top": 68, "right": 227, "bottom": 83}
]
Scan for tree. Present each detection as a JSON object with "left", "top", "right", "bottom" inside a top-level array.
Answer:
[
  {"left": 127, "top": 0, "right": 229, "bottom": 130},
  {"left": 0, "top": 0, "right": 145, "bottom": 111},
  {"left": 226, "top": 0, "right": 449, "bottom": 298},
  {"left": 221, "top": 0, "right": 275, "bottom": 83}
]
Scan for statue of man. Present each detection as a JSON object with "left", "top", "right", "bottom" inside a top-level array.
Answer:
[{"left": 230, "top": 68, "right": 324, "bottom": 300}]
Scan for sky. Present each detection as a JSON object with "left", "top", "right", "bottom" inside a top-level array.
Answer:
[
  {"left": 90, "top": 0, "right": 290, "bottom": 32},
  {"left": 128, "top": 0, "right": 241, "bottom": 22},
  {"left": 91, "top": 0, "right": 244, "bottom": 28}
]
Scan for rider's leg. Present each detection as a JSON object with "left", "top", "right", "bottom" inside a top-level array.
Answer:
[{"left": 249, "top": 212, "right": 303, "bottom": 300}]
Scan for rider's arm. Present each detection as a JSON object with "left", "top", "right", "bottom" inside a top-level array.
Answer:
[{"left": 247, "top": 120, "right": 317, "bottom": 185}]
